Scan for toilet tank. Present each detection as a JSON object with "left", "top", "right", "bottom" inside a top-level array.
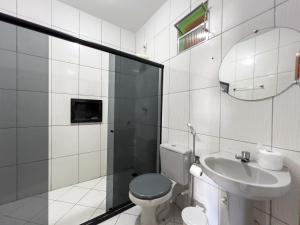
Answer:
[{"left": 160, "top": 144, "right": 192, "bottom": 186}]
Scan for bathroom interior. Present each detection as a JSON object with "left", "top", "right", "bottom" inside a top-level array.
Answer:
[{"left": 0, "top": 0, "right": 299, "bottom": 225}]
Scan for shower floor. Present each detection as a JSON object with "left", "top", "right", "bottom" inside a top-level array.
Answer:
[{"left": 0, "top": 176, "right": 107, "bottom": 225}]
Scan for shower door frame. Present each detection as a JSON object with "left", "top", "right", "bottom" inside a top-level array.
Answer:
[{"left": 0, "top": 11, "right": 164, "bottom": 225}]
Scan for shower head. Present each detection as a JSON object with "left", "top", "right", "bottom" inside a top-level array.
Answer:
[{"left": 187, "top": 123, "right": 196, "bottom": 135}]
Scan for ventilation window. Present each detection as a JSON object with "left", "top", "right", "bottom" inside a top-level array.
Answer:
[{"left": 175, "top": 1, "right": 209, "bottom": 53}]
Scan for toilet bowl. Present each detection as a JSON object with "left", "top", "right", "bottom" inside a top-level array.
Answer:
[
  {"left": 129, "top": 144, "right": 191, "bottom": 225},
  {"left": 182, "top": 207, "right": 208, "bottom": 225},
  {"left": 129, "top": 173, "right": 173, "bottom": 225}
]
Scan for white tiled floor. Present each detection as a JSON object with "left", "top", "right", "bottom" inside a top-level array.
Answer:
[
  {"left": 0, "top": 176, "right": 183, "bottom": 225},
  {"left": 0, "top": 177, "right": 107, "bottom": 225},
  {"left": 98, "top": 204, "right": 183, "bottom": 225}
]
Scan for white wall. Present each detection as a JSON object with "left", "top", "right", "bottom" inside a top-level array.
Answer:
[
  {"left": 137, "top": 0, "right": 300, "bottom": 224},
  {"left": 0, "top": 0, "right": 135, "bottom": 53},
  {"left": 0, "top": 0, "right": 136, "bottom": 199}
]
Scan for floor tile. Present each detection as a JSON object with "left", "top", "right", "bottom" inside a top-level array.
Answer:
[
  {"left": 78, "top": 190, "right": 106, "bottom": 208},
  {"left": 94, "top": 178, "right": 106, "bottom": 191},
  {"left": 74, "top": 178, "right": 102, "bottom": 189},
  {"left": 39, "top": 186, "right": 72, "bottom": 200},
  {"left": 91, "top": 208, "right": 106, "bottom": 219},
  {"left": 56, "top": 205, "right": 95, "bottom": 225},
  {"left": 115, "top": 213, "right": 139, "bottom": 225},
  {"left": 98, "top": 215, "right": 119, "bottom": 225},
  {"left": 31, "top": 201, "right": 74, "bottom": 225},
  {"left": 12, "top": 197, "right": 50, "bottom": 221},
  {"left": 58, "top": 187, "right": 90, "bottom": 204},
  {"left": 123, "top": 206, "right": 142, "bottom": 216},
  {"left": 0, "top": 215, "right": 26, "bottom": 225}
]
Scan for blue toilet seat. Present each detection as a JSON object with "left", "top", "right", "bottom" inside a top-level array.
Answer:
[{"left": 129, "top": 173, "right": 172, "bottom": 200}]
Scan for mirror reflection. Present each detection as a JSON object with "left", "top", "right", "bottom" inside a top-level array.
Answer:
[{"left": 219, "top": 27, "right": 300, "bottom": 100}]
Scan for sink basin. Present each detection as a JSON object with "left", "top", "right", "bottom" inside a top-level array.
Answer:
[{"left": 200, "top": 152, "right": 291, "bottom": 200}]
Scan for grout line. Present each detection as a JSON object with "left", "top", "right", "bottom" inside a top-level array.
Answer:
[{"left": 15, "top": 23, "right": 18, "bottom": 201}]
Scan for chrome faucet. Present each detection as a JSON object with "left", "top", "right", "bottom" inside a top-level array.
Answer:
[{"left": 235, "top": 151, "right": 251, "bottom": 163}]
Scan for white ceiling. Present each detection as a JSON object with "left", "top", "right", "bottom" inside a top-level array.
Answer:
[{"left": 60, "top": 0, "right": 166, "bottom": 32}]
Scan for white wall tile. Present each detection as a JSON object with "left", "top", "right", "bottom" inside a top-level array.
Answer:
[
  {"left": 52, "top": 155, "right": 78, "bottom": 189},
  {"left": 52, "top": 60, "right": 78, "bottom": 94},
  {"left": 276, "top": 0, "right": 300, "bottom": 31},
  {"left": 100, "top": 124, "right": 107, "bottom": 151},
  {"left": 52, "top": 126, "right": 78, "bottom": 158},
  {"left": 170, "top": 0, "right": 190, "bottom": 22},
  {"left": 0, "top": 0, "right": 16, "bottom": 15},
  {"left": 17, "top": 0, "right": 51, "bottom": 25},
  {"left": 79, "top": 11, "right": 101, "bottom": 42},
  {"left": 154, "top": 27, "right": 170, "bottom": 63},
  {"left": 162, "top": 128, "right": 169, "bottom": 144},
  {"left": 0, "top": 128, "right": 16, "bottom": 167},
  {"left": 189, "top": 133, "right": 219, "bottom": 156},
  {"left": 52, "top": 0, "right": 79, "bottom": 34},
  {"left": 101, "top": 69, "right": 109, "bottom": 97},
  {"left": 169, "top": 50, "right": 190, "bottom": 93},
  {"left": 169, "top": 92, "right": 189, "bottom": 131},
  {"left": 102, "top": 21, "right": 121, "bottom": 48},
  {"left": 0, "top": 166, "right": 17, "bottom": 204},
  {"left": 190, "top": 87, "right": 220, "bottom": 136},
  {"left": 153, "top": 0, "right": 170, "bottom": 35},
  {"left": 168, "top": 129, "right": 189, "bottom": 148},
  {"left": 17, "top": 127, "right": 49, "bottom": 163},
  {"left": 162, "top": 95, "right": 169, "bottom": 128},
  {"left": 121, "top": 29, "right": 135, "bottom": 53},
  {"left": 17, "top": 91, "right": 48, "bottom": 127},
  {"left": 79, "top": 125, "right": 101, "bottom": 153},
  {"left": 17, "top": 160, "right": 48, "bottom": 198},
  {"left": 169, "top": 23, "right": 178, "bottom": 58},
  {"left": 80, "top": 46, "right": 101, "bottom": 68},
  {"left": 220, "top": 138, "right": 258, "bottom": 160},
  {"left": 79, "top": 66, "right": 101, "bottom": 97},
  {"left": 222, "top": 10, "right": 275, "bottom": 59},
  {"left": 79, "top": 151, "right": 100, "bottom": 182},
  {"left": 273, "top": 85, "right": 300, "bottom": 151},
  {"left": 220, "top": 92, "right": 272, "bottom": 145},
  {"left": 135, "top": 27, "right": 146, "bottom": 55},
  {"left": 190, "top": 37, "right": 221, "bottom": 90},
  {"left": 100, "top": 150, "right": 107, "bottom": 176},
  {"left": 222, "top": 0, "right": 274, "bottom": 31},
  {"left": 52, "top": 93, "right": 77, "bottom": 125},
  {"left": 52, "top": 37, "right": 79, "bottom": 64},
  {"left": 163, "top": 61, "right": 170, "bottom": 94},
  {"left": 0, "top": 90, "right": 16, "bottom": 128}
]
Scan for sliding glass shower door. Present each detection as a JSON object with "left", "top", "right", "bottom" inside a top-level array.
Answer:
[{"left": 106, "top": 56, "right": 162, "bottom": 210}]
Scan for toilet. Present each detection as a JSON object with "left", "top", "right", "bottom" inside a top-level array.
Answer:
[{"left": 129, "top": 144, "right": 207, "bottom": 225}]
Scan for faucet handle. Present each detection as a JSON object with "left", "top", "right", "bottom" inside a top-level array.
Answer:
[{"left": 235, "top": 151, "right": 251, "bottom": 162}]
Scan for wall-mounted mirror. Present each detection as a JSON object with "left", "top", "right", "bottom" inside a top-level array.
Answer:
[{"left": 219, "top": 27, "right": 300, "bottom": 100}]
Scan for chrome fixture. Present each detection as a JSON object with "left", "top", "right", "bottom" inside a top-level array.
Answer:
[
  {"left": 187, "top": 123, "right": 196, "bottom": 136},
  {"left": 235, "top": 151, "right": 251, "bottom": 163}
]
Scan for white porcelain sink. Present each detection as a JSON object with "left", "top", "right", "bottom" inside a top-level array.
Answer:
[{"left": 200, "top": 152, "right": 291, "bottom": 200}]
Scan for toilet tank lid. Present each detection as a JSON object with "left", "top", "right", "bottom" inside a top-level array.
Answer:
[{"left": 160, "top": 144, "right": 191, "bottom": 155}]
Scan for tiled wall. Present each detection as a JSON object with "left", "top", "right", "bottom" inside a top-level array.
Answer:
[
  {"left": 136, "top": 0, "right": 300, "bottom": 224},
  {"left": 0, "top": 0, "right": 136, "bottom": 202}
]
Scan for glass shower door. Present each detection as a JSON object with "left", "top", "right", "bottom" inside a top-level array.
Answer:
[{"left": 106, "top": 55, "right": 162, "bottom": 210}]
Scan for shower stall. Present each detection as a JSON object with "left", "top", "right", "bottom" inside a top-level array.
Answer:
[{"left": 0, "top": 12, "right": 163, "bottom": 225}]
